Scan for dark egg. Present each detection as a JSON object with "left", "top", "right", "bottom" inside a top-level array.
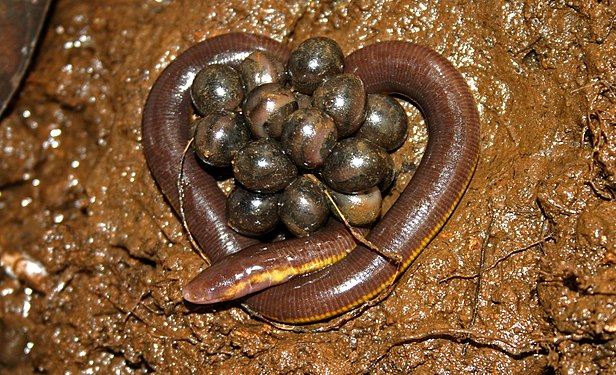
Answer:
[
  {"left": 322, "top": 138, "right": 388, "bottom": 193},
  {"left": 356, "top": 94, "right": 408, "bottom": 151},
  {"left": 227, "top": 186, "right": 280, "bottom": 237},
  {"left": 378, "top": 152, "right": 396, "bottom": 191},
  {"left": 329, "top": 187, "right": 382, "bottom": 227},
  {"left": 192, "top": 111, "right": 251, "bottom": 167},
  {"left": 232, "top": 138, "right": 297, "bottom": 193},
  {"left": 279, "top": 175, "right": 330, "bottom": 237},
  {"left": 191, "top": 64, "right": 244, "bottom": 115},
  {"left": 313, "top": 74, "right": 366, "bottom": 137},
  {"left": 238, "top": 50, "right": 286, "bottom": 93},
  {"left": 281, "top": 108, "right": 337, "bottom": 170},
  {"left": 287, "top": 37, "right": 344, "bottom": 94},
  {"left": 242, "top": 83, "right": 298, "bottom": 139}
]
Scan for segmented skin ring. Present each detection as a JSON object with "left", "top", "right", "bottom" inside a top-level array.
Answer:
[{"left": 142, "top": 33, "right": 480, "bottom": 324}]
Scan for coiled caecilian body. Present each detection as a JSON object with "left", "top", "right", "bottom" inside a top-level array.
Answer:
[{"left": 142, "top": 33, "right": 480, "bottom": 324}]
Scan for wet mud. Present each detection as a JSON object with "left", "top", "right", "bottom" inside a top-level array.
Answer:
[{"left": 0, "top": 0, "right": 615, "bottom": 373}]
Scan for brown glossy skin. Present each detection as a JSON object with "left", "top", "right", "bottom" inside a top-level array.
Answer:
[
  {"left": 142, "top": 33, "right": 480, "bottom": 323},
  {"left": 183, "top": 220, "right": 358, "bottom": 303}
]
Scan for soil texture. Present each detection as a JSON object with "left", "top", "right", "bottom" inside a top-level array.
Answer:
[{"left": 1, "top": 0, "right": 615, "bottom": 373}]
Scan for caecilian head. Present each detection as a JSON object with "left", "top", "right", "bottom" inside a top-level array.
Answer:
[{"left": 182, "top": 253, "right": 290, "bottom": 304}]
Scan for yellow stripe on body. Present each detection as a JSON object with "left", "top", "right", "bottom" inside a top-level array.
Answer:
[
  {"left": 270, "top": 153, "right": 479, "bottom": 324},
  {"left": 246, "top": 245, "right": 354, "bottom": 292}
]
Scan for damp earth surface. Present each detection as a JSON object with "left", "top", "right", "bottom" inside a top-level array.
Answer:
[{"left": 0, "top": 0, "right": 615, "bottom": 373}]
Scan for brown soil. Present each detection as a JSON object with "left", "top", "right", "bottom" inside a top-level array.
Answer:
[{"left": 1, "top": 0, "right": 615, "bottom": 373}]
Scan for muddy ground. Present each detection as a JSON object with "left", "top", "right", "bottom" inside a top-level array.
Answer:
[{"left": 1, "top": 0, "right": 615, "bottom": 373}]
